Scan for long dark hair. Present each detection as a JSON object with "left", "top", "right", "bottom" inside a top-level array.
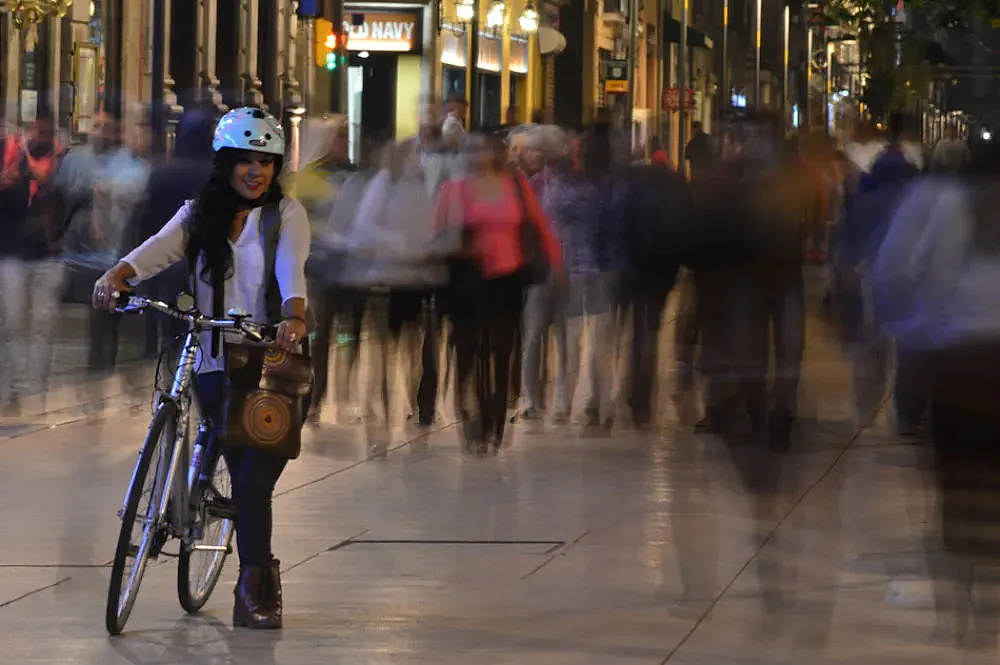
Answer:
[{"left": 185, "top": 148, "right": 284, "bottom": 287}]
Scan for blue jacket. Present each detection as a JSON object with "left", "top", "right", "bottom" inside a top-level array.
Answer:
[{"left": 840, "top": 147, "right": 920, "bottom": 267}]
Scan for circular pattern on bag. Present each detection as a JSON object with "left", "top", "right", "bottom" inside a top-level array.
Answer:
[
  {"left": 264, "top": 347, "right": 293, "bottom": 372},
  {"left": 242, "top": 392, "right": 291, "bottom": 447}
]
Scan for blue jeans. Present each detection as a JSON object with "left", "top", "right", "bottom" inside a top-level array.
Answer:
[{"left": 195, "top": 371, "right": 302, "bottom": 567}]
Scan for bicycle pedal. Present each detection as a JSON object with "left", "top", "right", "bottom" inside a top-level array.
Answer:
[{"left": 205, "top": 497, "right": 237, "bottom": 521}]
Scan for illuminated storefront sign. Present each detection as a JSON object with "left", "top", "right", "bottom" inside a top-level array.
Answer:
[{"left": 344, "top": 12, "right": 421, "bottom": 52}]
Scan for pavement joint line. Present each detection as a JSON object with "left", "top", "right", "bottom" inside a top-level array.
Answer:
[
  {"left": 279, "top": 528, "right": 371, "bottom": 576},
  {"left": 345, "top": 539, "right": 567, "bottom": 546},
  {"left": 521, "top": 531, "right": 591, "bottom": 579},
  {"left": 0, "top": 564, "right": 110, "bottom": 569},
  {"left": 0, "top": 575, "right": 72, "bottom": 609},
  {"left": 658, "top": 391, "right": 894, "bottom": 665}
]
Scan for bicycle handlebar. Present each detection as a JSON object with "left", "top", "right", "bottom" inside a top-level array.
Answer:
[{"left": 113, "top": 292, "right": 277, "bottom": 344}]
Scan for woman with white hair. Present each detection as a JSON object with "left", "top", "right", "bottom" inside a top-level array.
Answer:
[
  {"left": 286, "top": 115, "right": 364, "bottom": 423},
  {"left": 515, "top": 124, "right": 571, "bottom": 422}
]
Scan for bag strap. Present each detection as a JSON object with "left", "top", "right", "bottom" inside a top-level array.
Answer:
[
  {"left": 508, "top": 170, "right": 530, "bottom": 228},
  {"left": 260, "top": 202, "right": 283, "bottom": 325}
]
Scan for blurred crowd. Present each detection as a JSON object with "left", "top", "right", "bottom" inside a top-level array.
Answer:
[
  {"left": 0, "top": 100, "right": 987, "bottom": 447},
  {"left": 7, "top": 92, "right": 1000, "bottom": 638}
]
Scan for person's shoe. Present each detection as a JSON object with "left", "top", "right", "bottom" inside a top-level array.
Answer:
[
  {"left": 306, "top": 406, "right": 322, "bottom": 426},
  {"left": 260, "top": 558, "right": 283, "bottom": 626},
  {"left": 516, "top": 407, "right": 543, "bottom": 422},
  {"left": 233, "top": 567, "right": 281, "bottom": 629},
  {"left": 2, "top": 394, "right": 22, "bottom": 419},
  {"left": 768, "top": 410, "right": 793, "bottom": 452}
]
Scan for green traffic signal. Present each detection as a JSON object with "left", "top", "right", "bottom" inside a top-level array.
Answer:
[{"left": 325, "top": 51, "right": 337, "bottom": 70}]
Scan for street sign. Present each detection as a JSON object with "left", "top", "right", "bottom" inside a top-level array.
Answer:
[
  {"left": 604, "top": 59, "right": 628, "bottom": 81},
  {"left": 662, "top": 87, "right": 695, "bottom": 112}
]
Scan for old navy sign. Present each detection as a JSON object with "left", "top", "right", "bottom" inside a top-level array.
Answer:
[{"left": 344, "top": 12, "right": 420, "bottom": 52}]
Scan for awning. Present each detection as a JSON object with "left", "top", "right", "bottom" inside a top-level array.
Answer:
[{"left": 662, "top": 17, "right": 713, "bottom": 50}]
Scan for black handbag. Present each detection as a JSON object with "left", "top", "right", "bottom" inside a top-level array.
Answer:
[{"left": 510, "top": 173, "right": 550, "bottom": 286}]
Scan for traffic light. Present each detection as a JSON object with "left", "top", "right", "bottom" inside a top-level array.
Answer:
[
  {"left": 313, "top": 18, "right": 344, "bottom": 69},
  {"left": 324, "top": 32, "right": 338, "bottom": 70}
]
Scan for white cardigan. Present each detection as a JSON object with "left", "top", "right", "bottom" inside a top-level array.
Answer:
[{"left": 122, "top": 197, "right": 310, "bottom": 373}]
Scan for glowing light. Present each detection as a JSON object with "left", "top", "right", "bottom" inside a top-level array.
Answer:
[
  {"left": 486, "top": 0, "right": 505, "bottom": 28},
  {"left": 518, "top": 2, "right": 538, "bottom": 32},
  {"left": 455, "top": 0, "right": 474, "bottom": 22}
]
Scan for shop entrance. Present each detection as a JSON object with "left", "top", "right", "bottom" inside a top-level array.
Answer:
[{"left": 347, "top": 52, "right": 397, "bottom": 163}]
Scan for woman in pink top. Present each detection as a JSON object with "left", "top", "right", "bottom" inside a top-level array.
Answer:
[{"left": 436, "top": 133, "right": 562, "bottom": 452}]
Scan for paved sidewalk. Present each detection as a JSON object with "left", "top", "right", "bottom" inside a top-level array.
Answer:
[{"left": 0, "top": 289, "right": 986, "bottom": 664}]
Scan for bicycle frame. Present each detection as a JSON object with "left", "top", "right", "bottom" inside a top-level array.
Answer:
[
  {"left": 116, "top": 295, "right": 268, "bottom": 551},
  {"left": 118, "top": 328, "right": 199, "bottom": 545}
]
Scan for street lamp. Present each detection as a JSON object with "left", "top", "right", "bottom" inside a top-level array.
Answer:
[
  {"left": 518, "top": 1, "right": 538, "bottom": 33},
  {"left": 455, "top": 0, "right": 475, "bottom": 23},
  {"left": 486, "top": 0, "right": 505, "bottom": 29},
  {"left": 0, "top": 0, "right": 72, "bottom": 26}
]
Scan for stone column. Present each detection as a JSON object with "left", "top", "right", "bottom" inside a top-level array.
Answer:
[
  {"left": 196, "top": 0, "right": 226, "bottom": 112},
  {"left": 2, "top": 17, "right": 19, "bottom": 124},
  {"left": 152, "top": 0, "right": 182, "bottom": 154},
  {"left": 238, "top": 0, "right": 264, "bottom": 107},
  {"left": 280, "top": 0, "right": 304, "bottom": 167},
  {"left": 281, "top": 0, "right": 303, "bottom": 111}
]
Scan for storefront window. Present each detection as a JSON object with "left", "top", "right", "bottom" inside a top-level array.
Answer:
[{"left": 441, "top": 25, "right": 466, "bottom": 98}]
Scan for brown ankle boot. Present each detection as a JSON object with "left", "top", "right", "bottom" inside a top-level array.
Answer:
[
  {"left": 261, "top": 558, "right": 283, "bottom": 624},
  {"left": 233, "top": 566, "right": 280, "bottom": 629}
]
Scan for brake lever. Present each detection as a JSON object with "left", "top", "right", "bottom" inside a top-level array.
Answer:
[{"left": 112, "top": 291, "right": 141, "bottom": 314}]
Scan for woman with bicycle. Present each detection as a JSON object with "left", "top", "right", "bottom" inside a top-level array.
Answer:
[{"left": 93, "top": 107, "right": 309, "bottom": 630}]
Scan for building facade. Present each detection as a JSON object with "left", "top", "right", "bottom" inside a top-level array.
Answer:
[{"left": 0, "top": 0, "right": 551, "bottom": 152}]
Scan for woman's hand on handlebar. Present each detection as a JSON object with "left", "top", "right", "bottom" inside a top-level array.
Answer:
[
  {"left": 93, "top": 262, "right": 137, "bottom": 312},
  {"left": 276, "top": 317, "right": 307, "bottom": 352}
]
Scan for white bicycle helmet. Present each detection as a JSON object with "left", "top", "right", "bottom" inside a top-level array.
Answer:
[{"left": 212, "top": 107, "right": 285, "bottom": 156}]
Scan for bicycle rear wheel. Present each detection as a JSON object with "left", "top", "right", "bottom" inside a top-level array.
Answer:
[
  {"left": 106, "top": 401, "right": 178, "bottom": 636},
  {"left": 177, "top": 453, "right": 235, "bottom": 613}
]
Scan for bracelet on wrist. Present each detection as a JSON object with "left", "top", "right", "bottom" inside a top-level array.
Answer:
[{"left": 284, "top": 315, "right": 306, "bottom": 325}]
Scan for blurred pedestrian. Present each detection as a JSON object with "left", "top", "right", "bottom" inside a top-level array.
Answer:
[
  {"left": 55, "top": 111, "right": 150, "bottom": 386},
  {"left": 0, "top": 113, "right": 64, "bottom": 415},
  {"left": 516, "top": 124, "right": 571, "bottom": 422},
  {"left": 127, "top": 107, "right": 216, "bottom": 358},
  {"left": 436, "top": 132, "right": 562, "bottom": 450},
  {"left": 286, "top": 115, "right": 364, "bottom": 425}
]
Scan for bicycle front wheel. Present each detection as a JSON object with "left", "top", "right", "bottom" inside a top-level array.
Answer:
[
  {"left": 177, "top": 452, "right": 235, "bottom": 613},
  {"left": 106, "top": 401, "right": 178, "bottom": 636}
]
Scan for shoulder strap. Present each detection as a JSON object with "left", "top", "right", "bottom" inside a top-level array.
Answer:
[
  {"left": 260, "top": 202, "right": 283, "bottom": 324},
  {"left": 508, "top": 170, "right": 529, "bottom": 226}
]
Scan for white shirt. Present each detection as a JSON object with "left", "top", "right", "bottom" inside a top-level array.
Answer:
[{"left": 122, "top": 197, "right": 310, "bottom": 373}]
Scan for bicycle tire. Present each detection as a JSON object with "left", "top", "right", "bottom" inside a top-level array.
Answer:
[
  {"left": 177, "top": 455, "right": 235, "bottom": 613},
  {"left": 106, "top": 401, "right": 178, "bottom": 636}
]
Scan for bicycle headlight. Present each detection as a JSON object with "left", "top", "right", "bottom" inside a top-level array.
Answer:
[{"left": 176, "top": 292, "right": 196, "bottom": 313}]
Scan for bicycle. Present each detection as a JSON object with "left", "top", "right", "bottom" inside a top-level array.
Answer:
[{"left": 105, "top": 292, "right": 275, "bottom": 636}]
